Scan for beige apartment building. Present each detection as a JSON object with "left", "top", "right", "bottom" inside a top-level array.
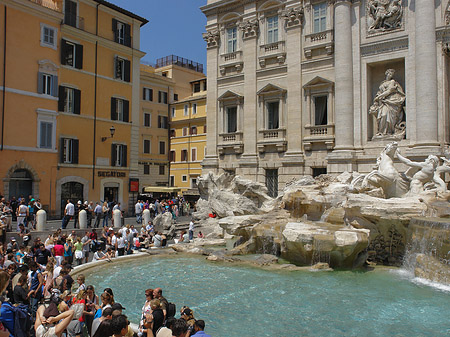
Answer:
[
  {"left": 138, "top": 56, "right": 204, "bottom": 195},
  {"left": 201, "top": 0, "right": 450, "bottom": 197}
]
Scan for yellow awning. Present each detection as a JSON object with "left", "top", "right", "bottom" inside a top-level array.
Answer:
[{"left": 143, "top": 186, "right": 181, "bottom": 193}]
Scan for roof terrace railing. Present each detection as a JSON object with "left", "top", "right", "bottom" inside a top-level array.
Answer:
[{"left": 156, "top": 55, "right": 204, "bottom": 73}]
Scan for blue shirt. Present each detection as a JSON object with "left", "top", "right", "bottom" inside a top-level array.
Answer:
[{"left": 192, "top": 331, "right": 212, "bottom": 337}]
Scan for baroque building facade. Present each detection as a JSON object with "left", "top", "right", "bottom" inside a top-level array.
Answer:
[{"left": 201, "top": 0, "right": 450, "bottom": 197}]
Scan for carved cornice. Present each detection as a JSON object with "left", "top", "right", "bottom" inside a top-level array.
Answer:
[
  {"left": 360, "top": 37, "right": 408, "bottom": 57},
  {"left": 283, "top": 7, "right": 304, "bottom": 28},
  {"left": 202, "top": 30, "right": 220, "bottom": 49},
  {"left": 239, "top": 19, "right": 259, "bottom": 39}
]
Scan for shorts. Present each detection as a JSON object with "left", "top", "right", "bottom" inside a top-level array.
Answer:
[{"left": 36, "top": 325, "right": 57, "bottom": 337}]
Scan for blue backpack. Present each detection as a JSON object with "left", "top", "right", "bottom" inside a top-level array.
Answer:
[{"left": 1, "top": 302, "right": 32, "bottom": 337}]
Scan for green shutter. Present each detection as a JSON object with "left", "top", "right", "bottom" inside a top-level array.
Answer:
[
  {"left": 111, "top": 97, "right": 117, "bottom": 120},
  {"left": 123, "top": 100, "right": 129, "bottom": 122},
  {"left": 37, "top": 72, "right": 43, "bottom": 94},
  {"left": 74, "top": 89, "right": 81, "bottom": 114},
  {"left": 75, "top": 43, "right": 83, "bottom": 69},
  {"left": 122, "top": 145, "right": 127, "bottom": 167},
  {"left": 58, "top": 86, "right": 65, "bottom": 111},
  {"left": 72, "top": 139, "right": 79, "bottom": 164},
  {"left": 124, "top": 60, "right": 131, "bottom": 82}
]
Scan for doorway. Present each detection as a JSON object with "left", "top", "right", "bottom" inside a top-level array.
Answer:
[
  {"left": 104, "top": 186, "right": 119, "bottom": 203},
  {"left": 61, "top": 182, "right": 83, "bottom": 215},
  {"left": 9, "top": 169, "right": 33, "bottom": 200}
]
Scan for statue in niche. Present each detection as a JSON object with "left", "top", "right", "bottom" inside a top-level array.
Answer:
[
  {"left": 367, "top": 0, "right": 402, "bottom": 32},
  {"left": 369, "top": 69, "right": 405, "bottom": 140}
]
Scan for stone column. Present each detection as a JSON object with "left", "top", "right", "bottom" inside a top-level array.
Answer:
[
  {"left": 415, "top": 0, "right": 438, "bottom": 146},
  {"left": 239, "top": 18, "right": 259, "bottom": 169},
  {"left": 202, "top": 30, "right": 220, "bottom": 172},
  {"left": 333, "top": 0, "right": 354, "bottom": 150}
]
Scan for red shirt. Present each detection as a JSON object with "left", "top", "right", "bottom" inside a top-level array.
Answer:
[{"left": 53, "top": 244, "right": 64, "bottom": 256}]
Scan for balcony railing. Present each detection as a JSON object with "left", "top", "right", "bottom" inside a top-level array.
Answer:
[
  {"left": 29, "top": 0, "right": 62, "bottom": 12},
  {"left": 304, "top": 29, "right": 334, "bottom": 57},
  {"left": 260, "top": 41, "right": 285, "bottom": 55},
  {"left": 64, "top": 13, "right": 85, "bottom": 30},
  {"left": 303, "top": 124, "right": 335, "bottom": 150},
  {"left": 305, "top": 124, "right": 335, "bottom": 137},
  {"left": 259, "top": 128, "right": 286, "bottom": 139},
  {"left": 257, "top": 128, "right": 287, "bottom": 152},
  {"left": 218, "top": 132, "right": 244, "bottom": 154},
  {"left": 219, "top": 132, "right": 243, "bottom": 143}
]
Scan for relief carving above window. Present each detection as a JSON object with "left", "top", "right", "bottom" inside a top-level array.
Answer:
[{"left": 367, "top": 0, "right": 403, "bottom": 34}]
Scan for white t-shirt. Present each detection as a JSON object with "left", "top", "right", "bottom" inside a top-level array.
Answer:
[
  {"left": 189, "top": 221, "right": 195, "bottom": 231},
  {"left": 135, "top": 203, "right": 142, "bottom": 214},
  {"left": 117, "top": 237, "right": 126, "bottom": 249},
  {"left": 65, "top": 202, "right": 75, "bottom": 216}
]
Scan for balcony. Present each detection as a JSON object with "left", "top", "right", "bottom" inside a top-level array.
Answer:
[
  {"left": 29, "top": 0, "right": 62, "bottom": 12},
  {"left": 257, "top": 128, "right": 287, "bottom": 152},
  {"left": 259, "top": 41, "right": 286, "bottom": 67},
  {"left": 218, "top": 132, "right": 243, "bottom": 154},
  {"left": 304, "top": 29, "right": 334, "bottom": 58},
  {"left": 303, "top": 124, "right": 335, "bottom": 150},
  {"left": 64, "top": 13, "right": 85, "bottom": 30},
  {"left": 219, "top": 51, "right": 243, "bottom": 76}
]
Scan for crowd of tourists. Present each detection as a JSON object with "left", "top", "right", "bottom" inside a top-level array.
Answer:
[{"left": 0, "top": 227, "right": 211, "bottom": 337}]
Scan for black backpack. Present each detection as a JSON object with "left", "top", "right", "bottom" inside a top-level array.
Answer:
[{"left": 166, "top": 302, "right": 176, "bottom": 318}]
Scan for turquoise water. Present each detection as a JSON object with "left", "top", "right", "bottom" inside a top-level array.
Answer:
[{"left": 85, "top": 256, "right": 450, "bottom": 337}]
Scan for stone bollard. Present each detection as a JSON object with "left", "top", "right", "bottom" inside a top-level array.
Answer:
[
  {"left": 143, "top": 209, "right": 150, "bottom": 226},
  {"left": 113, "top": 209, "right": 121, "bottom": 227},
  {"left": 79, "top": 210, "right": 87, "bottom": 229},
  {"left": 36, "top": 209, "right": 47, "bottom": 231}
]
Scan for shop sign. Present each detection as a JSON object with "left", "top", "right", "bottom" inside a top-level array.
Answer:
[
  {"left": 98, "top": 171, "right": 126, "bottom": 178},
  {"left": 129, "top": 178, "right": 139, "bottom": 192}
]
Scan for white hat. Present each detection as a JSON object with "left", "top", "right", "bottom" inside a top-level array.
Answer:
[
  {"left": 156, "top": 327, "right": 172, "bottom": 337},
  {"left": 77, "top": 200, "right": 82, "bottom": 205},
  {"left": 84, "top": 201, "right": 88, "bottom": 205}
]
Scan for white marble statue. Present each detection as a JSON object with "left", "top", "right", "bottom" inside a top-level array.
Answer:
[
  {"left": 396, "top": 151, "right": 439, "bottom": 195},
  {"left": 367, "top": 0, "right": 403, "bottom": 32},
  {"left": 433, "top": 157, "right": 450, "bottom": 193},
  {"left": 369, "top": 69, "right": 405, "bottom": 139}
]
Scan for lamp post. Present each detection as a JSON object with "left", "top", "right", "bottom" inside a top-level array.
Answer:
[{"left": 101, "top": 126, "right": 115, "bottom": 142}]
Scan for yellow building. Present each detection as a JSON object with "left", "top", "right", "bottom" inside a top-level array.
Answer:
[
  {"left": 0, "top": 0, "right": 147, "bottom": 217},
  {"left": 0, "top": 0, "right": 63, "bottom": 214},
  {"left": 138, "top": 56, "right": 204, "bottom": 196},
  {"left": 170, "top": 78, "right": 207, "bottom": 193}
]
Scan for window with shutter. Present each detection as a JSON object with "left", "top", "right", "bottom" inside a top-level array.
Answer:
[
  {"left": 159, "top": 141, "right": 165, "bottom": 155},
  {"left": 190, "top": 126, "right": 197, "bottom": 135},
  {"left": 143, "top": 88, "right": 153, "bottom": 101},
  {"left": 62, "top": 138, "right": 78, "bottom": 163},
  {"left": 159, "top": 165, "right": 165, "bottom": 175},
  {"left": 143, "top": 164, "right": 150, "bottom": 175},
  {"left": 144, "top": 140, "right": 150, "bottom": 154},
  {"left": 144, "top": 113, "right": 151, "bottom": 127},
  {"left": 182, "top": 127, "right": 188, "bottom": 136},
  {"left": 191, "top": 148, "right": 197, "bottom": 161},
  {"left": 113, "top": 19, "right": 131, "bottom": 47},
  {"left": 39, "top": 122, "right": 52, "bottom": 149},
  {"left": 170, "top": 150, "right": 176, "bottom": 162}
]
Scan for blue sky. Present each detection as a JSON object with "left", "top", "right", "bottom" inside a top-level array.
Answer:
[{"left": 108, "top": 0, "right": 208, "bottom": 69}]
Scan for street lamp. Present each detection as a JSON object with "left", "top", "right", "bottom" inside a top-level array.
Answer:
[{"left": 101, "top": 126, "right": 116, "bottom": 142}]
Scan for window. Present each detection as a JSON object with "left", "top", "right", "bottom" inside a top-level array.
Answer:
[
  {"left": 143, "top": 140, "right": 150, "bottom": 154},
  {"left": 144, "top": 113, "right": 151, "bottom": 127},
  {"left": 181, "top": 149, "right": 188, "bottom": 162},
  {"left": 226, "top": 27, "right": 237, "bottom": 53},
  {"left": 112, "top": 19, "right": 131, "bottom": 47},
  {"left": 159, "top": 141, "right": 166, "bottom": 155},
  {"left": 267, "top": 101, "right": 279, "bottom": 129},
  {"left": 313, "top": 3, "right": 327, "bottom": 33},
  {"left": 41, "top": 24, "right": 56, "bottom": 49},
  {"left": 170, "top": 176, "right": 175, "bottom": 187},
  {"left": 170, "top": 150, "right": 176, "bottom": 162},
  {"left": 313, "top": 167, "right": 327, "bottom": 177},
  {"left": 143, "top": 88, "right": 153, "bottom": 101},
  {"left": 159, "top": 165, "right": 165, "bottom": 175},
  {"left": 61, "top": 40, "right": 83, "bottom": 69},
  {"left": 203, "top": 124, "right": 207, "bottom": 133},
  {"left": 171, "top": 107, "right": 176, "bottom": 118},
  {"left": 170, "top": 129, "right": 176, "bottom": 137},
  {"left": 191, "top": 148, "right": 197, "bottom": 161},
  {"left": 182, "top": 127, "right": 188, "bottom": 136},
  {"left": 158, "top": 91, "right": 168, "bottom": 104},
  {"left": 267, "top": 16, "right": 279, "bottom": 44},
  {"left": 314, "top": 96, "right": 328, "bottom": 125},
  {"left": 144, "top": 164, "right": 150, "bottom": 175},
  {"left": 226, "top": 107, "right": 237, "bottom": 133},
  {"left": 192, "top": 103, "right": 197, "bottom": 115},
  {"left": 158, "top": 116, "right": 168, "bottom": 129},
  {"left": 60, "top": 138, "right": 79, "bottom": 164},
  {"left": 115, "top": 57, "right": 131, "bottom": 82},
  {"left": 39, "top": 122, "right": 53, "bottom": 149},
  {"left": 38, "top": 72, "right": 58, "bottom": 96},
  {"left": 174, "top": 94, "right": 178, "bottom": 101},
  {"left": 184, "top": 105, "right": 189, "bottom": 116},
  {"left": 193, "top": 82, "right": 201, "bottom": 93},
  {"left": 64, "top": 0, "right": 77, "bottom": 28},
  {"left": 190, "top": 126, "right": 197, "bottom": 135},
  {"left": 191, "top": 178, "right": 198, "bottom": 188},
  {"left": 266, "top": 169, "right": 278, "bottom": 198},
  {"left": 58, "top": 86, "right": 81, "bottom": 114},
  {"left": 182, "top": 175, "right": 187, "bottom": 182},
  {"left": 111, "top": 98, "right": 129, "bottom": 122},
  {"left": 111, "top": 144, "right": 127, "bottom": 167}
]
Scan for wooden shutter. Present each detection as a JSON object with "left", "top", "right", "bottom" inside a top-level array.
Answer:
[
  {"left": 163, "top": 116, "right": 168, "bottom": 129},
  {"left": 149, "top": 89, "right": 153, "bottom": 101},
  {"left": 111, "top": 144, "right": 117, "bottom": 166},
  {"left": 143, "top": 88, "right": 146, "bottom": 100},
  {"left": 58, "top": 86, "right": 65, "bottom": 111},
  {"left": 123, "top": 100, "right": 129, "bottom": 122},
  {"left": 158, "top": 91, "right": 161, "bottom": 103},
  {"left": 75, "top": 43, "right": 83, "bottom": 69},
  {"left": 52, "top": 75, "right": 58, "bottom": 97},
  {"left": 74, "top": 89, "right": 81, "bottom": 114},
  {"left": 124, "top": 60, "right": 131, "bottom": 82},
  {"left": 61, "top": 39, "right": 67, "bottom": 65},
  {"left": 112, "top": 19, "right": 118, "bottom": 42},
  {"left": 59, "top": 138, "right": 65, "bottom": 163},
  {"left": 111, "top": 97, "right": 117, "bottom": 120},
  {"left": 124, "top": 23, "right": 131, "bottom": 47},
  {"left": 72, "top": 139, "right": 79, "bottom": 164},
  {"left": 122, "top": 145, "right": 127, "bottom": 167},
  {"left": 37, "top": 72, "right": 43, "bottom": 94}
]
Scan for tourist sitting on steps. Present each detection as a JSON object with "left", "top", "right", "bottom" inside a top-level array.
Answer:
[{"left": 191, "top": 320, "right": 211, "bottom": 337}]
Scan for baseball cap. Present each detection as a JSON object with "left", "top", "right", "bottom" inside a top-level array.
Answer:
[{"left": 111, "top": 303, "right": 126, "bottom": 311}]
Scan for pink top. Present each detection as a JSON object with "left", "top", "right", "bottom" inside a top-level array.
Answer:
[{"left": 53, "top": 244, "right": 64, "bottom": 256}]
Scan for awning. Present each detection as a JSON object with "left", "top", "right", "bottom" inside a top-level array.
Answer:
[{"left": 143, "top": 186, "right": 181, "bottom": 193}]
